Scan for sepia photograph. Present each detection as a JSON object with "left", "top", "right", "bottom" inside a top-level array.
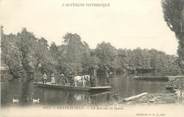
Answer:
[{"left": 0, "top": 0, "right": 184, "bottom": 117}]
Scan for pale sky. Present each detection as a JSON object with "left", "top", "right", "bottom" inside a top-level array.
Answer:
[{"left": 0, "top": 0, "right": 178, "bottom": 55}]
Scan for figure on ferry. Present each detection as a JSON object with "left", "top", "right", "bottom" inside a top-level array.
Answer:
[{"left": 42, "top": 72, "right": 47, "bottom": 84}]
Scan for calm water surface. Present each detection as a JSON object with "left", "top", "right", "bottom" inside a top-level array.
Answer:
[{"left": 1, "top": 75, "right": 167, "bottom": 106}]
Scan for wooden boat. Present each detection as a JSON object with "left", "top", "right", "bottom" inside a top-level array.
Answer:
[{"left": 33, "top": 82, "right": 112, "bottom": 92}]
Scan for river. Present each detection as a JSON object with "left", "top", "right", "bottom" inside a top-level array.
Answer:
[{"left": 1, "top": 75, "right": 168, "bottom": 106}]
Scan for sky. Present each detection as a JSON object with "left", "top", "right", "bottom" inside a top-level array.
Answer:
[{"left": 0, "top": 0, "right": 178, "bottom": 55}]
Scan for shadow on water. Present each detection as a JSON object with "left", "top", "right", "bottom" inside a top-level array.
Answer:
[{"left": 1, "top": 75, "right": 167, "bottom": 106}]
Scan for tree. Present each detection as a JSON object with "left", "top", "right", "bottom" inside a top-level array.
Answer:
[
  {"left": 34, "top": 37, "right": 55, "bottom": 74},
  {"left": 62, "top": 33, "right": 90, "bottom": 74},
  {"left": 95, "top": 42, "right": 117, "bottom": 66},
  {"left": 162, "top": 0, "right": 184, "bottom": 72},
  {"left": 1, "top": 34, "right": 26, "bottom": 79},
  {"left": 16, "top": 28, "right": 36, "bottom": 80}
]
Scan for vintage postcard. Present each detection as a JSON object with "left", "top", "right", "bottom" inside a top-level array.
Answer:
[{"left": 0, "top": 0, "right": 184, "bottom": 117}]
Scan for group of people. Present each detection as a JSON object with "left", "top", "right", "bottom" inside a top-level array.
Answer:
[
  {"left": 42, "top": 73, "right": 67, "bottom": 85},
  {"left": 41, "top": 72, "right": 96, "bottom": 87},
  {"left": 41, "top": 69, "right": 113, "bottom": 87}
]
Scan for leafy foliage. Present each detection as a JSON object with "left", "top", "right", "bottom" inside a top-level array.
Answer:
[
  {"left": 162, "top": 0, "right": 184, "bottom": 72},
  {"left": 1, "top": 28, "right": 181, "bottom": 82}
]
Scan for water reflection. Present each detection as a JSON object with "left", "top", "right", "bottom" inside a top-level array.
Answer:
[
  {"left": 1, "top": 75, "right": 167, "bottom": 106},
  {"left": 31, "top": 87, "right": 112, "bottom": 106}
]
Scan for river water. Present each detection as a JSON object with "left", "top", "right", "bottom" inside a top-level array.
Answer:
[{"left": 1, "top": 75, "right": 167, "bottom": 106}]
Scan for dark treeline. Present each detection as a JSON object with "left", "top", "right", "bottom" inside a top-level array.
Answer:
[{"left": 1, "top": 28, "right": 182, "bottom": 82}]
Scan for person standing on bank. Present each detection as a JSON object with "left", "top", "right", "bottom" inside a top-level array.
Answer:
[
  {"left": 59, "top": 73, "right": 66, "bottom": 85},
  {"left": 42, "top": 73, "right": 47, "bottom": 84},
  {"left": 68, "top": 72, "right": 74, "bottom": 86},
  {"left": 51, "top": 73, "right": 56, "bottom": 84}
]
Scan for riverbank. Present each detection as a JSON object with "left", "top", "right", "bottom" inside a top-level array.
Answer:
[
  {"left": 133, "top": 76, "right": 169, "bottom": 81},
  {"left": 132, "top": 75, "right": 184, "bottom": 81},
  {"left": 119, "top": 92, "right": 182, "bottom": 105}
]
